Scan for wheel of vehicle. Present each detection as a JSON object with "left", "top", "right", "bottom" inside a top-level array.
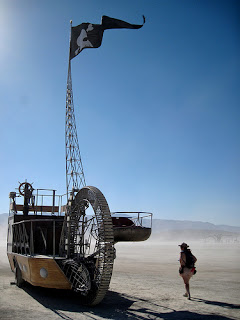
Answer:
[
  {"left": 15, "top": 264, "right": 24, "bottom": 288},
  {"left": 72, "top": 186, "right": 115, "bottom": 306}
]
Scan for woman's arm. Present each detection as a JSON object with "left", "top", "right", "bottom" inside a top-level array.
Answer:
[{"left": 180, "top": 252, "right": 186, "bottom": 267}]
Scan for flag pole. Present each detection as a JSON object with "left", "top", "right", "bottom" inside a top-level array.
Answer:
[
  {"left": 68, "top": 20, "right": 72, "bottom": 65},
  {"left": 66, "top": 20, "right": 72, "bottom": 200},
  {"left": 65, "top": 19, "right": 86, "bottom": 202},
  {"left": 67, "top": 20, "right": 72, "bottom": 85}
]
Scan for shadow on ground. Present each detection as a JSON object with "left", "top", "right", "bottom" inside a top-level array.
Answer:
[
  {"left": 191, "top": 297, "right": 240, "bottom": 310},
  {"left": 22, "top": 283, "right": 237, "bottom": 320}
]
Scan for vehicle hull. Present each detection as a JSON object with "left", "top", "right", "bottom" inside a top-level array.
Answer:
[
  {"left": 8, "top": 253, "right": 71, "bottom": 289},
  {"left": 113, "top": 226, "right": 151, "bottom": 243}
]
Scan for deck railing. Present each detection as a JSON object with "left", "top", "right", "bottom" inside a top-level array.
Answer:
[
  {"left": 9, "top": 188, "right": 67, "bottom": 216},
  {"left": 111, "top": 212, "right": 152, "bottom": 228}
]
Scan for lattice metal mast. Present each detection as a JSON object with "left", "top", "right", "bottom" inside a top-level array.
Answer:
[{"left": 65, "top": 51, "right": 86, "bottom": 200}]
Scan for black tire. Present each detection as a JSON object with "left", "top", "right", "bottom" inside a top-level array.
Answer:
[{"left": 15, "top": 265, "right": 24, "bottom": 288}]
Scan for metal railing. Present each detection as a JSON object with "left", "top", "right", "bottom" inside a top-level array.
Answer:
[
  {"left": 111, "top": 212, "right": 152, "bottom": 228},
  {"left": 9, "top": 189, "right": 67, "bottom": 216},
  {"left": 11, "top": 219, "right": 61, "bottom": 258}
]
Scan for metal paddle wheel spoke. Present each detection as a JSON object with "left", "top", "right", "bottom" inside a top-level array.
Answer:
[{"left": 83, "top": 216, "right": 99, "bottom": 255}]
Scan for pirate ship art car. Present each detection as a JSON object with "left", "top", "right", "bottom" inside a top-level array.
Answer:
[{"left": 7, "top": 15, "right": 152, "bottom": 306}]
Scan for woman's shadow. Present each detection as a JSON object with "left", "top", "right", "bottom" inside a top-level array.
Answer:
[{"left": 191, "top": 297, "right": 240, "bottom": 310}]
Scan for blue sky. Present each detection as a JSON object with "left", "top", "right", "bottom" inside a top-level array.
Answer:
[{"left": 0, "top": 0, "right": 239, "bottom": 226}]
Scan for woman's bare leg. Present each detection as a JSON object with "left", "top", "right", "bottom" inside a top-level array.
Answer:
[
  {"left": 182, "top": 274, "right": 191, "bottom": 299},
  {"left": 185, "top": 282, "right": 191, "bottom": 300}
]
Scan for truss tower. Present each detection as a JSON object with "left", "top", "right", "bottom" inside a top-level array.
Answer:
[{"left": 65, "top": 61, "right": 86, "bottom": 200}]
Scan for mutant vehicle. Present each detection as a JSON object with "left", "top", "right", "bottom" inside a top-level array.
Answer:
[
  {"left": 7, "top": 16, "right": 152, "bottom": 306},
  {"left": 7, "top": 182, "right": 152, "bottom": 305}
]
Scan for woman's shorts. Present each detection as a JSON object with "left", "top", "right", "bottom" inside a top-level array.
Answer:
[{"left": 180, "top": 267, "right": 194, "bottom": 281}]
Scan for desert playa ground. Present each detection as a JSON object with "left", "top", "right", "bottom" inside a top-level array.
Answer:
[{"left": 0, "top": 237, "right": 239, "bottom": 320}]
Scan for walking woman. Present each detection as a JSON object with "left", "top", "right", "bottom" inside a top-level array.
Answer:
[{"left": 179, "top": 242, "right": 197, "bottom": 300}]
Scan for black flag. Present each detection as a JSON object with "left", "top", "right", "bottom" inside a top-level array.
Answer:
[{"left": 70, "top": 15, "right": 145, "bottom": 59}]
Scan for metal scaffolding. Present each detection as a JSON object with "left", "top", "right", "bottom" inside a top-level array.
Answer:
[{"left": 65, "top": 61, "right": 86, "bottom": 201}]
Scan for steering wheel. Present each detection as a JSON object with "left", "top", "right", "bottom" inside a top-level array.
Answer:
[{"left": 18, "top": 182, "right": 33, "bottom": 196}]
